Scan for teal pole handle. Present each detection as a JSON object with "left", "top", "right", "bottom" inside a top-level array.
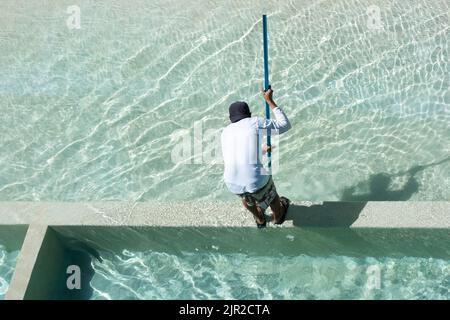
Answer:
[{"left": 262, "top": 15, "right": 271, "bottom": 171}]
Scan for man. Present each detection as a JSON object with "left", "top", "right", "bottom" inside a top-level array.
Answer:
[{"left": 221, "top": 87, "right": 291, "bottom": 228}]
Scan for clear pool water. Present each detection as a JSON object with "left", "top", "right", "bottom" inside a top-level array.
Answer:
[
  {"left": 89, "top": 251, "right": 449, "bottom": 300},
  {"left": 0, "top": 246, "right": 19, "bottom": 300},
  {"left": 54, "top": 227, "right": 450, "bottom": 300},
  {"left": 0, "top": 226, "right": 27, "bottom": 299},
  {"left": 0, "top": 0, "right": 449, "bottom": 201}
]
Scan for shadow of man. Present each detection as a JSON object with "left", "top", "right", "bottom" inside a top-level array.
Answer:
[
  {"left": 286, "top": 201, "right": 367, "bottom": 227},
  {"left": 341, "top": 172, "right": 419, "bottom": 201},
  {"left": 340, "top": 155, "right": 450, "bottom": 201},
  {"left": 284, "top": 156, "right": 450, "bottom": 227}
]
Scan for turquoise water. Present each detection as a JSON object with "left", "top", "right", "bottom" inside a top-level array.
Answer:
[
  {"left": 0, "top": 0, "right": 449, "bottom": 201},
  {"left": 0, "top": 245, "right": 19, "bottom": 300},
  {"left": 89, "top": 251, "right": 450, "bottom": 300},
  {"left": 54, "top": 227, "right": 450, "bottom": 300}
]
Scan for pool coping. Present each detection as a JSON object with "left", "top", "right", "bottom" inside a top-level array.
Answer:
[
  {"left": 1, "top": 201, "right": 450, "bottom": 299},
  {"left": 0, "top": 201, "right": 449, "bottom": 228}
]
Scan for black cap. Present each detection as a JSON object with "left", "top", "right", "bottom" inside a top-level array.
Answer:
[{"left": 229, "top": 101, "right": 251, "bottom": 123}]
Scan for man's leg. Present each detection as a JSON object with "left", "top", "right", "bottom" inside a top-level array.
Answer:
[
  {"left": 241, "top": 198, "right": 265, "bottom": 225},
  {"left": 269, "top": 194, "right": 287, "bottom": 224}
]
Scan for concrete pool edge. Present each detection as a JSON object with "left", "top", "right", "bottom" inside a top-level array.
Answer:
[
  {"left": 0, "top": 201, "right": 449, "bottom": 228},
  {"left": 1, "top": 201, "right": 450, "bottom": 299}
]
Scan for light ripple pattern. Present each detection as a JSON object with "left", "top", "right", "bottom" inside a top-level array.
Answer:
[
  {"left": 89, "top": 250, "right": 450, "bottom": 300},
  {"left": 0, "top": 0, "right": 449, "bottom": 201},
  {"left": 0, "top": 246, "right": 19, "bottom": 300}
]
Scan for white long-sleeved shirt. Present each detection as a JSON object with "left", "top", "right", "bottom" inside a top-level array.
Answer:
[{"left": 221, "top": 107, "right": 291, "bottom": 194}]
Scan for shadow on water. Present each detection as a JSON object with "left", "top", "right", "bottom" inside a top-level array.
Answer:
[
  {"left": 50, "top": 237, "right": 101, "bottom": 300},
  {"left": 53, "top": 226, "right": 450, "bottom": 262},
  {"left": 286, "top": 202, "right": 367, "bottom": 227},
  {"left": 340, "top": 156, "right": 450, "bottom": 201},
  {"left": 56, "top": 249, "right": 96, "bottom": 300}
]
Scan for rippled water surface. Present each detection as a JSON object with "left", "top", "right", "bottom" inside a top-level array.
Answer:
[
  {"left": 1, "top": 0, "right": 449, "bottom": 201},
  {"left": 89, "top": 250, "right": 450, "bottom": 300},
  {"left": 55, "top": 227, "right": 450, "bottom": 300},
  {"left": 0, "top": 246, "right": 19, "bottom": 300}
]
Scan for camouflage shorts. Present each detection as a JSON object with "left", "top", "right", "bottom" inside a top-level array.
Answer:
[{"left": 238, "top": 177, "right": 278, "bottom": 211}]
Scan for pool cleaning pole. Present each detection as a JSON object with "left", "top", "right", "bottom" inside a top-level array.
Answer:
[{"left": 262, "top": 14, "right": 271, "bottom": 173}]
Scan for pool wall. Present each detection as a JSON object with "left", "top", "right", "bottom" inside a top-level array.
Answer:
[{"left": 0, "top": 201, "right": 449, "bottom": 299}]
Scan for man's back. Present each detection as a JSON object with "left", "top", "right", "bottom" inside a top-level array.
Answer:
[
  {"left": 221, "top": 104, "right": 291, "bottom": 194},
  {"left": 221, "top": 117, "right": 268, "bottom": 194}
]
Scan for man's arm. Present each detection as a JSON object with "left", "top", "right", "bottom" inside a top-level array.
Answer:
[{"left": 257, "top": 87, "right": 291, "bottom": 134}]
